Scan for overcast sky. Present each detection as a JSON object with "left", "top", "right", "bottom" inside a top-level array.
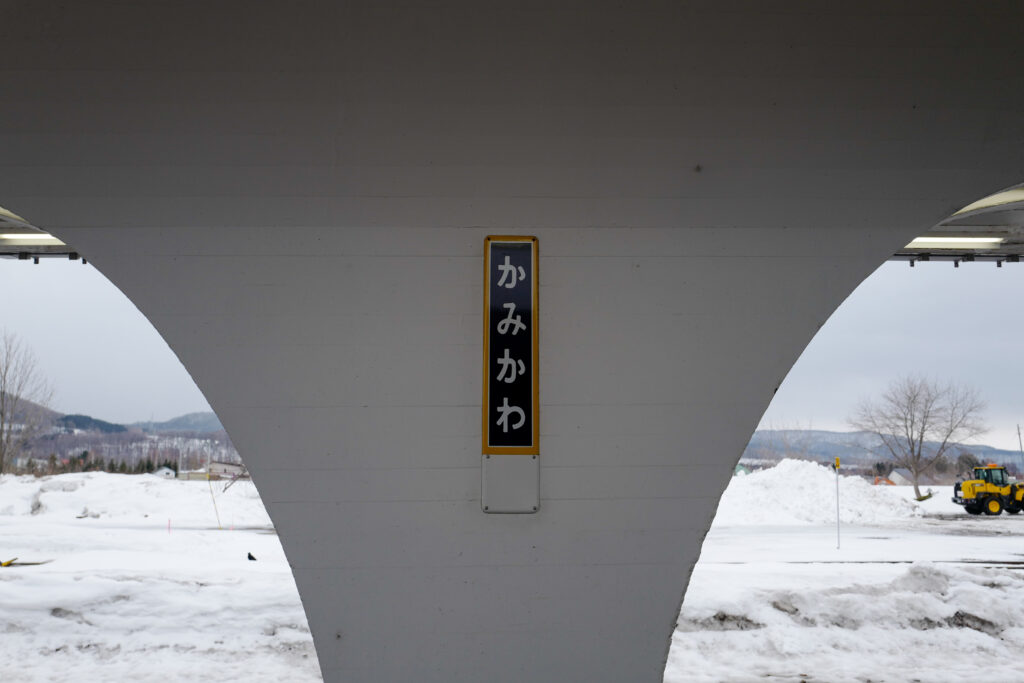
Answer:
[
  {"left": 0, "top": 259, "right": 211, "bottom": 425},
  {"left": 2, "top": 257, "right": 1023, "bottom": 449},
  {"left": 758, "top": 261, "right": 1024, "bottom": 451}
]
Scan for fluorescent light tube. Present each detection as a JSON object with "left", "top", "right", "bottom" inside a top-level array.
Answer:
[
  {"left": 906, "top": 236, "right": 1003, "bottom": 249},
  {"left": 0, "top": 233, "right": 62, "bottom": 241}
]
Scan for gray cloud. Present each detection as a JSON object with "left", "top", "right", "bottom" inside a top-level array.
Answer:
[
  {"left": 0, "top": 260, "right": 210, "bottom": 424},
  {"left": 760, "top": 261, "right": 1024, "bottom": 450}
]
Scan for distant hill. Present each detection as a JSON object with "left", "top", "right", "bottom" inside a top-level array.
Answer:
[
  {"left": 2, "top": 392, "right": 61, "bottom": 424},
  {"left": 130, "top": 412, "right": 223, "bottom": 434},
  {"left": 20, "top": 410, "right": 238, "bottom": 472},
  {"left": 5, "top": 394, "right": 223, "bottom": 436},
  {"left": 57, "top": 414, "right": 127, "bottom": 433},
  {"left": 743, "top": 429, "right": 1024, "bottom": 469}
]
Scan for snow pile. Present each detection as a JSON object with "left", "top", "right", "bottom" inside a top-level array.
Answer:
[
  {"left": 0, "top": 471, "right": 270, "bottom": 527},
  {"left": 714, "top": 459, "right": 919, "bottom": 526},
  {"left": 676, "top": 459, "right": 1024, "bottom": 681},
  {"left": 669, "top": 562, "right": 1024, "bottom": 682}
]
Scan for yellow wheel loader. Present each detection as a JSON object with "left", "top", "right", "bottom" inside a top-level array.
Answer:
[{"left": 952, "top": 464, "right": 1024, "bottom": 516}]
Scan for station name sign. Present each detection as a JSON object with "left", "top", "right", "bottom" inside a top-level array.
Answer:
[{"left": 482, "top": 236, "right": 539, "bottom": 455}]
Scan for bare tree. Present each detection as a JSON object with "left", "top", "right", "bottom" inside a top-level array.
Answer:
[
  {"left": 849, "top": 375, "right": 987, "bottom": 499},
  {"left": 0, "top": 330, "right": 54, "bottom": 473}
]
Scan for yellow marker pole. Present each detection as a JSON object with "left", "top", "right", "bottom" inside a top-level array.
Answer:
[{"left": 834, "top": 457, "right": 841, "bottom": 550}]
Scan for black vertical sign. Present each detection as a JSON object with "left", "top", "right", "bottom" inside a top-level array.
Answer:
[{"left": 483, "top": 236, "right": 538, "bottom": 454}]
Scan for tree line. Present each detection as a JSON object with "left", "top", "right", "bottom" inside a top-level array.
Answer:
[{"left": 19, "top": 451, "right": 181, "bottom": 476}]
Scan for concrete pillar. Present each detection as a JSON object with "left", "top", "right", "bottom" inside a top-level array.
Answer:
[{"left": 3, "top": 2, "right": 1022, "bottom": 680}]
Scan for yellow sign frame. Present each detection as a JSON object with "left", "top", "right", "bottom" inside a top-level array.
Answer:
[{"left": 482, "top": 235, "right": 539, "bottom": 455}]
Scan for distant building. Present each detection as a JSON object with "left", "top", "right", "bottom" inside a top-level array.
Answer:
[
  {"left": 888, "top": 471, "right": 912, "bottom": 486},
  {"left": 152, "top": 467, "right": 176, "bottom": 479},
  {"left": 177, "top": 461, "right": 246, "bottom": 481},
  {"left": 208, "top": 461, "right": 246, "bottom": 478},
  {"left": 889, "top": 468, "right": 948, "bottom": 487}
]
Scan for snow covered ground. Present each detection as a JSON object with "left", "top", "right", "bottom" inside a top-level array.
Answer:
[
  {"left": 667, "top": 461, "right": 1024, "bottom": 682},
  {"left": 3, "top": 462, "right": 1023, "bottom": 682},
  {"left": 0, "top": 473, "right": 320, "bottom": 683}
]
